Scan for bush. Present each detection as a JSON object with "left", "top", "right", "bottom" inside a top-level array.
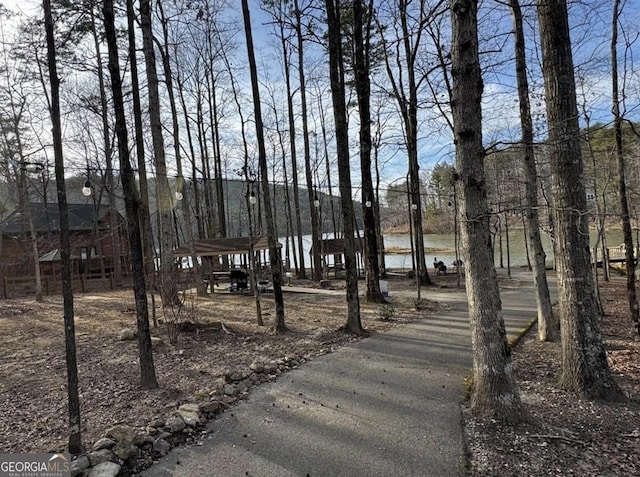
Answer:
[
  {"left": 413, "top": 298, "right": 429, "bottom": 310},
  {"left": 379, "top": 304, "right": 396, "bottom": 321}
]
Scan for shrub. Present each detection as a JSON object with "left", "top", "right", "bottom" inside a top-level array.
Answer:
[
  {"left": 379, "top": 304, "right": 396, "bottom": 321},
  {"left": 413, "top": 298, "right": 429, "bottom": 310}
]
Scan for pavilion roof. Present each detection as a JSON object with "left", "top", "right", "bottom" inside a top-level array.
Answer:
[{"left": 173, "top": 236, "right": 280, "bottom": 257}]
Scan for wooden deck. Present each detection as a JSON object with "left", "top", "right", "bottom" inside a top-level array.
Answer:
[{"left": 593, "top": 245, "right": 640, "bottom": 266}]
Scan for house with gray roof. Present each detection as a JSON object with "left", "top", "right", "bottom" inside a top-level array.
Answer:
[{"left": 0, "top": 202, "right": 129, "bottom": 278}]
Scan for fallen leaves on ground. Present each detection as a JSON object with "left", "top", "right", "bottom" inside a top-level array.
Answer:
[
  {"left": 465, "top": 277, "right": 640, "bottom": 476},
  {"left": 0, "top": 276, "right": 439, "bottom": 455}
]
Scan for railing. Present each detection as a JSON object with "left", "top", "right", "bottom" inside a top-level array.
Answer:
[
  {"left": 606, "top": 245, "right": 640, "bottom": 261},
  {"left": 1, "top": 273, "right": 119, "bottom": 299},
  {"left": 592, "top": 245, "right": 640, "bottom": 266},
  {"left": 1, "top": 269, "right": 209, "bottom": 299}
]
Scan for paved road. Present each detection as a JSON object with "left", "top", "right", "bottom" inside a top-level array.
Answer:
[{"left": 142, "top": 272, "right": 551, "bottom": 477}]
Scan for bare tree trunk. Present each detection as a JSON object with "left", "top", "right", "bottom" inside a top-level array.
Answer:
[
  {"left": 139, "top": 0, "right": 179, "bottom": 306},
  {"left": 279, "top": 17, "right": 304, "bottom": 277},
  {"left": 175, "top": 56, "right": 204, "bottom": 241},
  {"left": 509, "top": 0, "right": 556, "bottom": 341},
  {"left": 312, "top": 82, "right": 339, "bottom": 243},
  {"left": 399, "top": 0, "right": 430, "bottom": 286},
  {"left": 261, "top": 1, "right": 301, "bottom": 273},
  {"left": 581, "top": 110, "right": 607, "bottom": 315},
  {"left": 241, "top": 0, "right": 286, "bottom": 332},
  {"left": 245, "top": 178, "right": 264, "bottom": 327},
  {"left": 269, "top": 88, "right": 296, "bottom": 273},
  {"left": 612, "top": 0, "right": 640, "bottom": 336},
  {"left": 196, "top": 89, "right": 215, "bottom": 238},
  {"left": 294, "top": 0, "right": 321, "bottom": 280},
  {"left": 537, "top": 0, "right": 625, "bottom": 400},
  {"left": 156, "top": 3, "right": 206, "bottom": 296},
  {"left": 279, "top": 121, "right": 296, "bottom": 273},
  {"left": 208, "top": 65, "right": 227, "bottom": 238},
  {"left": 372, "top": 105, "right": 387, "bottom": 278},
  {"left": 353, "top": 0, "right": 384, "bottom": 303},
  {"left": 89, "top": 1, "right": 121, "bottom": 285},
  {"left": 228, "top": 42, "right": 264, "bottom": 326},
  {"left": 126, "top": 0, "right": 155, "bottom": 283},
  {"left": 378, "top": 0, "right": 431, "bottom": 286},
  {"left": 326, "top": 0, "right": 362, "bottom": 334},
  {"left": 3, "top": 58, "right": 43, "bottom": 301},
  {"left": 28, "top": 208, "right": 43, "bottom": 300},
  {"left": 282, "top": 171, "right": 294, "bottom": 272},
  {"left": 16, "top": 160, "right": 43, "bottom": 304},
  {"left": 450, "top": 0, "right": 521, "bottom": 420},
  {"left": 43, "top": 0, "right": 82, "bottom": 452},
  {"left": 104, "top": 0, "right": 158, "bottom": 389}
]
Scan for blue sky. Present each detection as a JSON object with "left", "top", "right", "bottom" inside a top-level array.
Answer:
[{"left": 2, "top": 0, "right": 639, "bottom": 192}]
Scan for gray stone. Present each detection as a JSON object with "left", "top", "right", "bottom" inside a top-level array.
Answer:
[
  {"left": 112, "top": 441, "right": 138, "bottom": 461},
  {"left": 198, "top": 399, "right": 225, "bottom": 415},
  {"left": 249, "top": 360, "right": 265, "bottom": 373},
  {"left": 225, "top": 369, "right": 247, "bottom": 382},
  {"left": 71, "top": 455, "right": 90, "bottom": 477},
  {"left": 221, "top": 395, "right": 238, "bottom": 406},
  {"left": 118, "top": 329, "right": 136, "bottom": 341},
  {"left": 88, "top": 461, "right": 121, "bottom": 477},
  {"left": 263, "top": 361, "right": 278, "bottom": 374},
  {"left": 249, "top": 372, "right": 260, "bottom": 383},
  {"left": 178, "top": 413, "right": 201, "bottom": 428},
  {"left": 150, "top": 337, "right": 163, "bottom": 346},
  {"left": 149, "top": 417, "right": 165, "bottom": 428},
  {"left": 153, "top": 438, "right": 171, "bottom": 456},
  {"left": 132, "top": 432, "right": 153, "bottom": 447},
  {"left": 178, "top": 403, "right": 200, "bottom": 413},
  {"left": 223, "top": 384, "right": 239, "bottom": 396},
  {"left": 177, "top": 404, "right": 203, "bottom": 427},
  {"left": 167, "top": 415, "right": 186, "bottom": 433},
  {"left": 146, "top": 426, "right": 158, "bottom": 435},
  {"left": 105, "top": 425, "right": 137, "bottom": 443},
  {"left": 91, "top": 438, "right": 116, "bottom": 452},
  {"left": 88, "top": 449, "right": 115, "bottom": 467},
  {"left": 207, "top": 378, "right": 226, "bottom": 396}
]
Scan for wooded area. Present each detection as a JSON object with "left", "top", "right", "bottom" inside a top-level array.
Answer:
[{"left": 0, "top": 0, "right": 639, "bottom": 466}]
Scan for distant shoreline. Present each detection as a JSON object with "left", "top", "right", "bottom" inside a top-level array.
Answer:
[{"left": 385, "top": 245, "right": 456, "bottom": 254}]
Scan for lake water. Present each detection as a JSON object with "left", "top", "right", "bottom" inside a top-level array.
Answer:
[
  {"left": 280, "top": 229, "right": 627, "bottom": 272},
  {"left": 383, "top": 229, "right": 627, "bottom": 271}
]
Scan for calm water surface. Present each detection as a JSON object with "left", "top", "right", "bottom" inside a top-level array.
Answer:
[
  {"left": 279, "top": 229, "right": 627, "bottom": 272},
  {"left": 382, "top": 229, "right": 627, "bottom": 271}
]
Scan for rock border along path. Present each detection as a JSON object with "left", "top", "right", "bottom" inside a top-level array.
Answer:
[{"left": 140, "top": 272, "right": 546, "bottom": 477}]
